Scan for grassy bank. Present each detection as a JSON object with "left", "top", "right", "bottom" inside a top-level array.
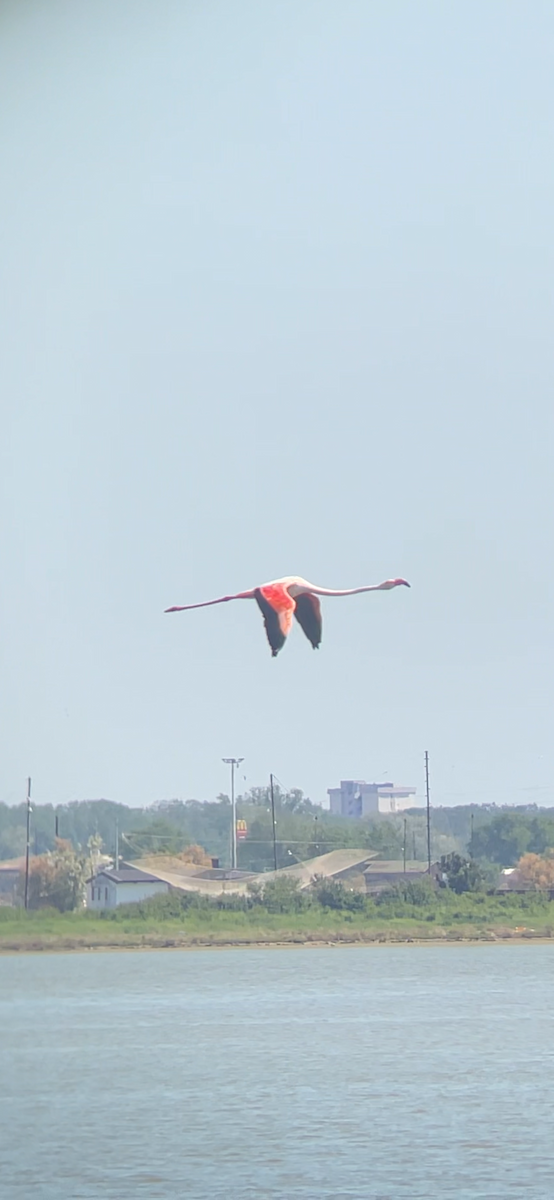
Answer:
[{"left": 1, "top": 891, "right": 553, "bottom": 953}]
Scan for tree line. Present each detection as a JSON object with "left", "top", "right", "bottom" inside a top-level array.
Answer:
[{"left": 1, "top": 792, "right": 553, "bottom": 879}]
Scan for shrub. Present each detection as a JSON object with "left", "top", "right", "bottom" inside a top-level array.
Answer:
[
  {"left": 376, "top": 877, "right": 437, "bottom": 907},
  {"left": 310, "top": 877, "right": 366, "bottom": 911},
  {"left": 101, "top": 890, "right": 213, "bottom": 921},
  {"left": 439, "top": 852, "right": 488, "bottom": 894},
  {"left": 17, "top": 839, "right": 88, "bottom": 912},
  {"left": 255, "top": 876, "right": 309, "bottom": 914},
  {"left": 517, "top": 851, "right": 554, "bottom": 890}
]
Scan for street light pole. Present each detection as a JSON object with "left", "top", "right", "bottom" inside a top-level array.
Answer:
[{"left": 222, "top": 758, "right": 244, "bottom": 870}]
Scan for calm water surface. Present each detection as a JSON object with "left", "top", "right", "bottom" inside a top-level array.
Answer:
[{"left": 0, "top": 944, "right": 553, "bottom": 1199}]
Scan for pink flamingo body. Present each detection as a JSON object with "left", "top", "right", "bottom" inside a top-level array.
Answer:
[{"left": 165, "top": 574, "right": 410, "bottom": 657}]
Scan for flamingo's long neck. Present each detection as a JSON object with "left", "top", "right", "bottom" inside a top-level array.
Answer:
[{"left": 301, "top": 584, "right": 383, "bottom": 598}]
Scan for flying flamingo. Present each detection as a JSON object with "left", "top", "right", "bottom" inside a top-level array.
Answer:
[{"left": 165, "top": 575, "right": 410, "bottom": 657}]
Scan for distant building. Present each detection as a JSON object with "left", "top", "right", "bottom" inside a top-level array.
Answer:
[
  {"left": 0, "top": 857, "right": 25, "bottom": 906},
  {"left": 327, "top": 780, "right": 417, "bottom": 818},
  {"left": 87, "top": 866, "right": 169, "bottom": 910},
  {"left": 363, "top": 860, "right": 439, "bottom": 894},
  {"left": 130, "top": 849, "right": 380, "bottom": 897},
  {"left": 497, "top": 868, "right": 533, "bottom": 893}
]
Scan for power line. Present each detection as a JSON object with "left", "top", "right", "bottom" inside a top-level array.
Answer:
[
  {"left": 24, "top": 777, "right": 32, "bottom": 910},
  {"left": 269, "top": 774, "right": 278, "bottom": 871},
  {"left": 425, "top": 751, "right": 431, "bottom": 873}
]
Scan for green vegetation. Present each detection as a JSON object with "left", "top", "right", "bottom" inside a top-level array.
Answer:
[
  {"left": 470, "top": 811, "right": 554, "bottom": 864},
  {"left": 2, "top": 794, "right": 554, "bottom": 904},
  {"left": 437, "top": 852, "right": 496, "bottom": 894},
  {"left": 0, "top": 788, "right": 465, "bottom": 871},
  {"left": 1, "top": 881, "right": 552, "bottom": 953},
  {"left": 0, "top": 798, "right": 146, "bottom": 861},
  {"left": 19, "top": 839, "right": 94, "bottom": 912}
]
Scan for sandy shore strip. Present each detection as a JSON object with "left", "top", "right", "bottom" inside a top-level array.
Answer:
[{"left": 1, "top": 928, "right": 553, "bottom": 953}]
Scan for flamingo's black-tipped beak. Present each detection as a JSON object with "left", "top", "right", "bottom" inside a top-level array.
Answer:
[{"left": 397, "top": 579, "right": 410, "bottom": 588}]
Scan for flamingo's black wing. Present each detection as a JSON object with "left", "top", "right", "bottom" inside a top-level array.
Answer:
[
  {"left": 293, "top": 592, "right": 322, "bottom": 649},
  {"left": 254, "top": 588, "right": 288, "bottom": 657}
]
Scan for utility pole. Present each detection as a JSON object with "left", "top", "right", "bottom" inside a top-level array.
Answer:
[
  {"left": 24, "top": 777, "right": 32, "bottom": 910},
  {"left": 222, "top": 758, "right": 244, "bottom": 870},
  {"left": 425, "top": 750, "right": 431, "bottom": 873},
  {"left": 115, "top": 819, "right": 119, "bottom": 870},
  {"left": 470, "top": 811, "right": 475, "bottom": 858},
  {"left": 412, "top": 830, "right": 417, "bottom": 861},
  {"left": 269, "top": 774, "right": 278, "bottom": 871},
  {"left": 403, "top": 817, "right": 407, "bottom": 875}
]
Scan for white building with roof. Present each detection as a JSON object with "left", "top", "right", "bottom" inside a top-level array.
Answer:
[
  {"left": 327, "top": 780, "right": 417, "bottom": 818},
  {"left": 87, "top": 866, "right": 169, "bottom": 909}
]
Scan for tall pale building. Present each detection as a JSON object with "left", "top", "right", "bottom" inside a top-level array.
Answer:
[{"left": 327, "top": 780, "right": 416, "bottom": 818}]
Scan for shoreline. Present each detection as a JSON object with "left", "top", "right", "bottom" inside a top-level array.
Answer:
[{"left": 1, "top": 929, "right": 553, "bottom": 954}]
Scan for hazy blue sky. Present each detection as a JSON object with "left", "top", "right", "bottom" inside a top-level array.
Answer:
[{"left": 1, "top": 1, "right": 553, "bottom": 811}]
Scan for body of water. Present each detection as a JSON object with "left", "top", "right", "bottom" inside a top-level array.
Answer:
[{"left": 0, "top": 944, "right": 552, "bottom": 1199}]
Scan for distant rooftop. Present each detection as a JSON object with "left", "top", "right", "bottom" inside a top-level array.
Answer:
[
  {"left": 194, "top": 868, "right": 255, "bottom": 881},
  {"left": 92, "top": 867, "right": 163, "bottom": 885},
  {"left": 0, "top": 857, "right": 26, "bottom": 872}
]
